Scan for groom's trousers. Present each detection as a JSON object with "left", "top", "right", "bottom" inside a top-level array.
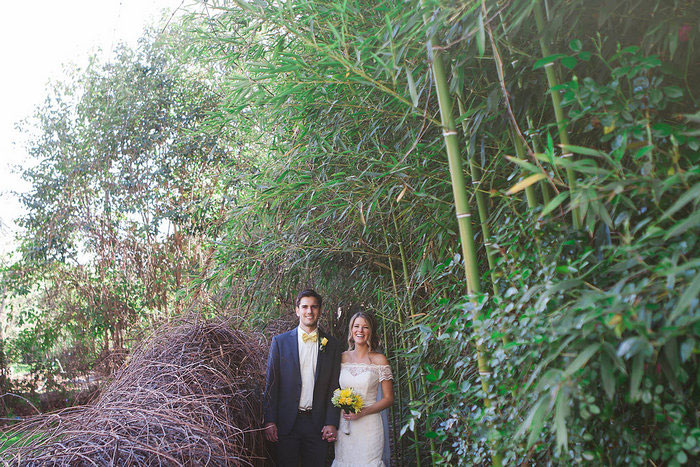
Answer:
[{"left": 276, "top": 411, "right": 328, "bottom": 466}]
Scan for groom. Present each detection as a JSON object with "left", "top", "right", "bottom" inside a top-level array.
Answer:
[{"left": 263, "top": 289, "right": 341, "bottom": 466}]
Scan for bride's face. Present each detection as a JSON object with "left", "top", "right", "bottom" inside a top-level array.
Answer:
[{"left": 351, "top": 317, "right": 371, "bottom": 347}]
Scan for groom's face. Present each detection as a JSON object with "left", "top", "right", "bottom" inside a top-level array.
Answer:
[{"left": 296, "top": 296, "right": 321, "bottom": 331}]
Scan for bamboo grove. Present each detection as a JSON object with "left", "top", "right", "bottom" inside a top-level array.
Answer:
[{"left": 2, "top": 0, "right": 699, "bottom": 465}]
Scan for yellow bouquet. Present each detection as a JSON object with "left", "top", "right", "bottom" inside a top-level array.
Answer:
[
  {"left": 332, "top": 387, "right": 364, "bottom": 414},
  {"left": 332, "top": 388, "right": 363, "bottom": 435}
]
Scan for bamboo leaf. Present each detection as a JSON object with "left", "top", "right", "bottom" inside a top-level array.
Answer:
[
  {"left": 661, "top": 182, "right": 700, "bottom": 220},
  {"left": 506, "top": 173, "right": 547, "bottom": 195},
  {"left": 527, "top": 396, "right": 550, "bottom": 448},
  {"left": 406, "top": 68, "right": 419, "bottom": 108},
  {"left": 600, "top": 355, "right": 615, "bottom": 400},
  {"left": 505, "top": 155, "right": 542, "bottom": 174},
  {"left": 664, "top": 210, "right": 700, "bottom": 239},
  {"left": 559, "top": 144, "right": 606, "bottom": 157},
  {"left": 554, "top": 389, "right": 570, "bottom": 453},
  {"left": 629, "top": 353, "right": 644, "bottom": 402},
  {"left": 477, "top": 13, "right": 485, "bottom": 57},
  {"left": 533, "top": 53, "right": 566, "bottom": 70},
  {"left": 540, "top": 191, "right": 570, "bottom": 217},
  {"left": 396, "top": 185, "right": 408, "bottom": 203},
  {"left": 563, "top": 343, "right": 600, "bottom": 377},
  {"left": 672, "top": 272, "right": 700, "bottom": 322}
]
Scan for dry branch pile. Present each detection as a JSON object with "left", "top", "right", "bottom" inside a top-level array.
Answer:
[{"left": 1, "top": 320, "right": 270, "bottom": 466}]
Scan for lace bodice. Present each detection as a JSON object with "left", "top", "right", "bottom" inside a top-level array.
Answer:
[{"left": 339, "top": 363, "right": 393, "bottom": 406}]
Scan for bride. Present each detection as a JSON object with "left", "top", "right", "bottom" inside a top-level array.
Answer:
[{"left": 332, "top": 311, "right": 394, "bottom": 467}]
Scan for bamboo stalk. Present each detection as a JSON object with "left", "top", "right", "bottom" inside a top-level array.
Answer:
[
  {"left": 533, "top": 0, "right": 581, "bottom": 228},
  {"left": 391, "top": 211, "right": 436, "bottom": 465},
  {"left": 456, "top": 95, "right": 498, "bottom": 294},
  {"left": 427, "top": 36, "right": 503, "bottom": 467},
  {"left": 382, "top": 222, "right": 421, "bottom": 466},
  {"left": 379, "top": 294, "right": 400, "bottom": 466}
]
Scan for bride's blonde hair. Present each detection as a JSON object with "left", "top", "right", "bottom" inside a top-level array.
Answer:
[{"left": 347, "top": 311, "right": 379, "bottom": 351}]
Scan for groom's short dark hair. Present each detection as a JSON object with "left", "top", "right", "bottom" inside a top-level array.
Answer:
[{"left": 295, "top": 288, "right": 323, "bottom": 308}]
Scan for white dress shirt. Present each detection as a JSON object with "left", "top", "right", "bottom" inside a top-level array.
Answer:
[{"left": 297, "top": 326, "right": 319, "bottom": 410}]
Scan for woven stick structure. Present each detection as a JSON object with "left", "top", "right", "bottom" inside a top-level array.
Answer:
[{"left": 1, "top": 319, "right": 271, "bottom": 466}]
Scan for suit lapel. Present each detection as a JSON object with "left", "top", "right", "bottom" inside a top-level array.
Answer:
[
  {"left": 314, "top": 328, "right": 326, "bottom": 383},
  {"left": 290, "top": 328, "right": 301, "bottom": 383}
]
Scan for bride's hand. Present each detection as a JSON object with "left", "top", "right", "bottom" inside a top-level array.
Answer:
[{"left": 343, "top": 409, "right": 364, "bottom": 421}]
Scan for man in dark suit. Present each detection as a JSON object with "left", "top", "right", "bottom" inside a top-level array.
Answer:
[{"left": 263, "top": 289, "right": 341, "bottom": 466}]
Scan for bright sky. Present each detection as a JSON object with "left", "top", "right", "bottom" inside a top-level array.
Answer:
[{"left": 0, "top": 0, "right": 194, "bottom": 254}]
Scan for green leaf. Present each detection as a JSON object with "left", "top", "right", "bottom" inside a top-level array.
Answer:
[
  {"left": 560, "top": 144, "right": 607, "bottom": 157},
  {"left": 617, "top": 337, "right": 652, "bottom": 359},
  {"left": 561, "top": 56, "right": 578, "bottom": 70},
  {"left": 664, "top": 210, "right": 700, "bottom": 239},
  {"left": 600, "top": 355, "right": 616, "bottom": 400},
  {"left": 476, "top": 13, "right": 485, "bottom": 57},
  {"left": 563, "top": 343, "right": 600, "bottom": 377},
  {"left": 505, "top": 155, "right": 542, "bottom": 174},
  {"left": 406, "top": 68, "right": 419, "bottom": 108},
  {"left": 680, "top": 339, "right": 695, "bottom": 363},
  {"left": 672, "top": 273, "right": 700, "bottom": 322},
  {"left": 629, "top": 353, "right": 644, "bottom": 402},
  {"left": 540, "top": 191, "right": 570, "bottom": 217},
  {"left": 569, "top": 39, "right": 582, "bottom": 52},
  {"left": 554, "top": 390, "right": 570, "bottom": 453},
  {"left": 589, "top": 201, "right": 613, "bottom": 228},
  {"left": 534, "top": 53, "right": 566, "bottom": 70},
  {"left": 664, "top": 86, "right": 684, "bottom": 99},
  {"left": 518, "top": 396, "right": 551, "bottom": 448},
  {"left": 661, "top": 182, "right": 700, "bottom": 220}
]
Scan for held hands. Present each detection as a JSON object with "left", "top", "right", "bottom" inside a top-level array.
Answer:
[
  {"left": 266, "top": 422, "right": 337, "bottom": 443},
  {"left": 322, "top": 425, "right": 337, "bottom": 443},
  {"left": 264, "top": 422, "right": 278, "bottom": 443}
]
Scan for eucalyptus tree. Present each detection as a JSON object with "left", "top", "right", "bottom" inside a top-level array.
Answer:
[{"left": 12, "top": 25, "right": 227, "bottom": 370}]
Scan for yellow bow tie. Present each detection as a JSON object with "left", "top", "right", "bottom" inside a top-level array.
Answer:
[{"left": 302, "top": 331, "right": 318, "bottom": 343}]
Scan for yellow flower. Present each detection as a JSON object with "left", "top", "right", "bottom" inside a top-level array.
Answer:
[{"left": 321, "top": 337, "right": 328, "bottom": 346}]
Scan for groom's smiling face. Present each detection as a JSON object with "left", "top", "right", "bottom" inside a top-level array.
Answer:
[{"left": 296, "top": 296, "right": 321, "bottom": 332}]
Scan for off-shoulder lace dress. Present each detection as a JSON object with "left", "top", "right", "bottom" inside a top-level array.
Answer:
[{"left": 332, "top": 363, "right": 393, "bottom": 467}]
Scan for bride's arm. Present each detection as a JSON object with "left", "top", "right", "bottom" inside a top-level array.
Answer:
[{"left": 360, "top": 379, "right": 395, "bottom": 416}]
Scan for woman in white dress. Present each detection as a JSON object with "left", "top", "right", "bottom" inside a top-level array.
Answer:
[{"left": 332, "top": 311, "right": 394, "bottom": 467}]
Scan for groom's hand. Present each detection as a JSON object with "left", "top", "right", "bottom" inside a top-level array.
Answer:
[
  {"left": 264, "top": 422, "right": 278, "bottom": 443},
  {"left": 321, "top": 425, "right": 337, "bottom": 443}
]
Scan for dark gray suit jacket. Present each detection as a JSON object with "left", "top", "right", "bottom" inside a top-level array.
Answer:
[{"left": 263, "top": 327, "right": 341, "bottom": 435}]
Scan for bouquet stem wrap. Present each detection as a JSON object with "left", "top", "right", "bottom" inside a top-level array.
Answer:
[{"left": 332, "top": 388, "right": 364, "bottom": 436}]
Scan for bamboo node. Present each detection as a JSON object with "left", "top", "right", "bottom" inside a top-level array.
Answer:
[
  {"left": 442, "top": 130, "right": 458, "bottom": 136},
  {"left": 456, "top": 213, "right": 471, "bottom": 219}
]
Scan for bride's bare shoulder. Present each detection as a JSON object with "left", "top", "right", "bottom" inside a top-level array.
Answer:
[
  {"left": 341, "top": 351, "right": 352, "bottom": 363},
  {"left": 369, "top": 352, "right": 389, "bottom": 365}
]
